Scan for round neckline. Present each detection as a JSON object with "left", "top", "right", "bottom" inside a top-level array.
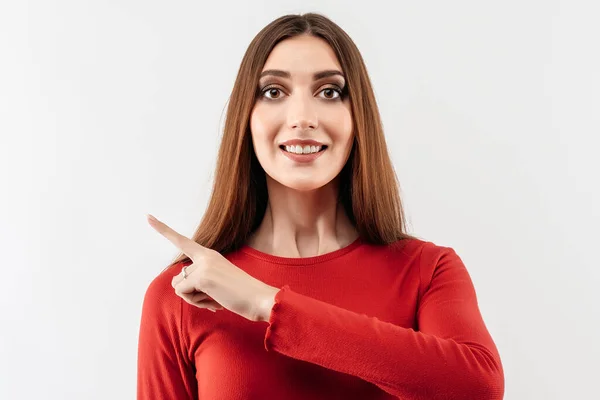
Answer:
[{"left": 239, "top": 236, "right": 364, "bottom": 265}]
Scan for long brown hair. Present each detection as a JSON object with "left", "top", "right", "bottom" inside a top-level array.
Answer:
[{"left": 166, "top": 12, "right": 419, "bottom": 269}]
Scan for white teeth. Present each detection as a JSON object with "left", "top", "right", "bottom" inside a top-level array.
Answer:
[{"left": 284, "top": 145, "right": 323, "bottom": 154}]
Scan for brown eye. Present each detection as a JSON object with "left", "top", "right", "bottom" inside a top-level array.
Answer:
[
  {"left": 262, "top": 87, "right": 283, "bottom": 99},
  {"left": 319, "top": 87, "right": 342, "bottom": 100}
]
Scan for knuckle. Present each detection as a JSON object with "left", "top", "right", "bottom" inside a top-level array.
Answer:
[
  {"left": 197, "top": 277, "right": 213, "bottom": 290},
  {"left": 195, "top": 261, "right": 210, "bottom": 277}
]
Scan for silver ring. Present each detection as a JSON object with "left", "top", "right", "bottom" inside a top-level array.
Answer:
[{"left": 181, "top": 265, "right": 189, "bottom": 279}]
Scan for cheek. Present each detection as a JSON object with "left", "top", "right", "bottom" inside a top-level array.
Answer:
[
  {"left": 250, "top": 106, "right": 282, "bottom": 167},
  {"left": 322, "top": 104, "right": 353, "bottom": 144},
  {"left": 250, "top": 104, "right": 280, "bottom": 140},
  {"left": 250, "top": 109, "right": 268, "bottom": 154}
]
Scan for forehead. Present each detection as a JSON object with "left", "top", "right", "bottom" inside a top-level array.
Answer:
[{"left": 262, "top": 35, "right": 342, "bottom": 76}]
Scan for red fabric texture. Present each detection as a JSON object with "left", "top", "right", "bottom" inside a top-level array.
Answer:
[{"left": 137, "top": 238, "right": 504, "bottom": 399}]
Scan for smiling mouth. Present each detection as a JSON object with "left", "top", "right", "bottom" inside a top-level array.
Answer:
[{"left": 278, "top": 145, "right": 328, "bottom": 154}]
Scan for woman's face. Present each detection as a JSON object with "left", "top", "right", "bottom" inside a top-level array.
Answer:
[{"left": 249, "top": 35, "right": 354, "bottom": 192}]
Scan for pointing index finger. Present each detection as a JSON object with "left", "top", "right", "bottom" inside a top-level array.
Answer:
[{"left": 147, "top": 214, "right": 203, "bottom": 260}]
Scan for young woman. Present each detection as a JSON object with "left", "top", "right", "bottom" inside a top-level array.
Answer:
[{"left": 137, "top": 13, "right": 505, "bottom": 400}]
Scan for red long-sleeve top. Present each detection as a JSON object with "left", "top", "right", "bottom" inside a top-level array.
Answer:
[{"left": 137, "top": 237, "right": 504, "bottom": 399}]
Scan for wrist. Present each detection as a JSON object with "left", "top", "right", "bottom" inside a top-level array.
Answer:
[{"left": 256, "top": 286, "right": 279, "bottom": 322}]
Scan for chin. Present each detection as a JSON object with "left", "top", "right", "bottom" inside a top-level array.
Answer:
[
  {"left": 285, "top": 182, "right": 326, "bottom": 192},
  {"left": 269, "top": 174, "right": 332, "bottom": 192}
]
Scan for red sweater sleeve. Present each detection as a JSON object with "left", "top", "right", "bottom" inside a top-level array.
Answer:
[
  {"left": 137, "top": 268, "right": 196, "bottom": 399},
  {"left": 263, "top": 243, "right": 504, "bottom": 400}
]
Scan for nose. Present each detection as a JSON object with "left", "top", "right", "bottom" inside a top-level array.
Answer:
[{"left": 286, "top": 92, "right": 318, "bottom": 130}]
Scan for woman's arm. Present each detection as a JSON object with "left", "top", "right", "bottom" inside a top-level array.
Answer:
[
  {"left": 137, "top": 269, "right": 196, "bottom": 399},
  {"left": 263, "top": 243, "right": 504, "bottom": 400}
]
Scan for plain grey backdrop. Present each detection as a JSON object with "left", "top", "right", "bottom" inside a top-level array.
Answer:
[{"left": 1, "top": 1, "right": 598, "bottom": 399}]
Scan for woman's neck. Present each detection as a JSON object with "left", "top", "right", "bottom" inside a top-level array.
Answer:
[{"left": 246, "top": 178, "right": 359, "bottom": 258}]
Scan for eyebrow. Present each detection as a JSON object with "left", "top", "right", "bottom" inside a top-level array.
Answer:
[{"left": 259, "top": 69, "right": 345, "bottom": 81}]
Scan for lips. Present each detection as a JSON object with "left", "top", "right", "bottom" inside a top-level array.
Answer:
[
  {"left": 279, "top": 139, "right": 326, "bottom": 147},
  {"left": 278, "top": 144, "right": 328, "bottom": 152},
  {"left": 279, "top": 145, "right": 327, "bottom": 163}
]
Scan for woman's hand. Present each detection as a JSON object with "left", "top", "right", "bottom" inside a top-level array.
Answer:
[{"left": 147, "top": 214, "right": 279, "bottom": 322}]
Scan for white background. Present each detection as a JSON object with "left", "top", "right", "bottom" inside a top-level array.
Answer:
[{"left": 1, "top": 1, "right": 598, "bottom": 399}]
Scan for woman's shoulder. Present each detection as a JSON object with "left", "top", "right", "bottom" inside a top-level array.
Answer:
[
  {"left": 375, "top": 236, "right": 430, "bottom": 256},
  {"left": 141, "top": 261, "right": 188, "bottom": 316},
  {"left": 389, "top": 236, "right": 458, "bottom": 255},
  {"left": 410, "top": 240, "right": 473, "bottom": 289},
  {"left": 377, "top": 237, "right": 462, "bottom": 271}
]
